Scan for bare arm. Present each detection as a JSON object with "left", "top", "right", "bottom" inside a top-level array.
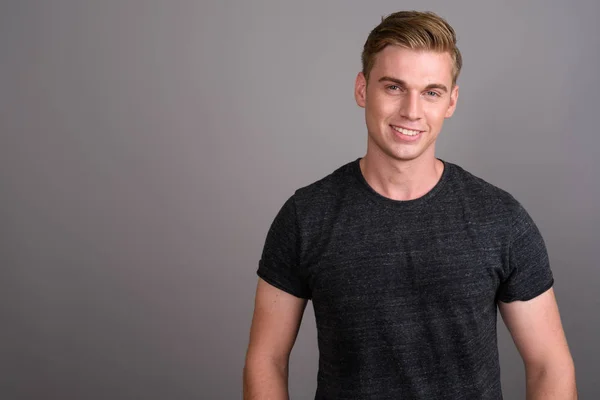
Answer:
[
  {"left": 499, "top": 288, "right": 577, "bottom": 399},
  {"left": 243, "top": 278, "right": 308, "bottom": 400}
]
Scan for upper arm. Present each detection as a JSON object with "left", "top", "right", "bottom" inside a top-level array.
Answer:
[
  {"left": 498, "top": 287, "right": 572, "bottom": 369},
  {"left": 246, "top": 278, "right": 308, "bottom": 366}
]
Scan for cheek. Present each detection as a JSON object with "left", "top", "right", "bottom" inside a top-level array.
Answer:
[
  {"left": 425, "top": 104, "right": 450, "bottom": 124},
  {"left": 367, "top": 95, "right": 397, "bottom": 123}
]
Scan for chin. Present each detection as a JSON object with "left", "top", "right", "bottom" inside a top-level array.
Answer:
[{"left": 384, "top": 149, "right": 421, "bottom": 162}]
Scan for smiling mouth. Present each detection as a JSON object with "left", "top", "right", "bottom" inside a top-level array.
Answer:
[{"left": 391, "top": 125, "right": 422, "bottom": 136}]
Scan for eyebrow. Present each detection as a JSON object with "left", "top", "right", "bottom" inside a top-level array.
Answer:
[{"left": 378, "top": 76, "right": 448, "bottom": 93}]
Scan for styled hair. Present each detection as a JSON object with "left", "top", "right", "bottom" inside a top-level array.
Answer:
[{"left": 361, "top": 11, "right": 462, "bottom": 86}]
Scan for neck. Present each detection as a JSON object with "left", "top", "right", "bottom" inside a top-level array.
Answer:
[{"left": 359, "top": 151, "right": 444, "bottom": 201}]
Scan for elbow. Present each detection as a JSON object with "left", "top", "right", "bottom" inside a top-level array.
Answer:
[
  {"left": 245, "top": 348, "right": 289, "bottom": 375},
  {"left": 243, "top": 352, "right": 290, "bottom": 400},
  {"left": 525, "top": 357, "right": 577, "bottom": 399}
]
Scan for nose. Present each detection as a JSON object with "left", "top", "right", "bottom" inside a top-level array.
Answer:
[{"left": 400, "top": 91, "right": 422, "bottom": 121}]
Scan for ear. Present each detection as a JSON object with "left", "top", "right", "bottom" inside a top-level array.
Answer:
[
  {"left": 355, "top": 72, "right": 367, "bottom": 108},
  {"left": 445, "top": 84, "right": 459, "bottom": 118}
]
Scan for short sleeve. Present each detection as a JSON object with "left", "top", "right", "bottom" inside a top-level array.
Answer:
[
  {"left": 257, "top": 195, "right": 311, "bottom": 299},
  {"left": 496, "top": 205, "right": 554, "bottom": 302}
]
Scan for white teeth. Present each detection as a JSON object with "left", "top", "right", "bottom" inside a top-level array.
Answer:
[{"left": 392, "top": 126, "right": 420, "bottom": 136}]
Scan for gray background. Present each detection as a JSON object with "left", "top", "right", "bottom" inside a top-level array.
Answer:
[{"left": 1, "top": 0, "right": 598, "bottom": 399}]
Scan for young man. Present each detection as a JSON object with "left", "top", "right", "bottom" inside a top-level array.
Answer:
[{"left": 244, "top": 11, "right": 576, "bottom": 400}]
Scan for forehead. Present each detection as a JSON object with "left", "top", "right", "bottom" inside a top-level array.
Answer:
[{"left": 370, "top": 46, "right": 453, "bottom": 86}]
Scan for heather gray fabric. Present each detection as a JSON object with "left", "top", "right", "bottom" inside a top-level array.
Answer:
[{"left": 257, "top": 158, "right": 553, "bottom": 399}]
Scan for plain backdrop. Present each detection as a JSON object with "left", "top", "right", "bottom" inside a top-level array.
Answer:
[{"left": 1, "top": 0, "right": 598, "bottom": 399}]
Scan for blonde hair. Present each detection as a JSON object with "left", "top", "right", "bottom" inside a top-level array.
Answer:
[{"left": 361, "top": 11, "right": 462, "bottom": 86}]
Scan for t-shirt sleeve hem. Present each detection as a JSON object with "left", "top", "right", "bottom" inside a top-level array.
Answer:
[
  {"left": 497, "top": 278, "right": 554, "bottom": 303},
  {"left": 257, "top": 268, "right": 311, "bottom": 299}
]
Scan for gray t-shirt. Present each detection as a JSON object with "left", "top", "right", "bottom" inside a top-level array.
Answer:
[{"left": 257, "top": 158, "right": 554, "bottom": 399}]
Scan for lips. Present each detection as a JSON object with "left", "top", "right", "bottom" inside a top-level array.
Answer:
[{"left": 391, "top": 125, "right": 423, "bottom": 137}]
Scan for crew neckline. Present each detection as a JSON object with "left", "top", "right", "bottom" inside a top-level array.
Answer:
[{"left": 350, "top": 157, "right": 451, "bottom": 209}]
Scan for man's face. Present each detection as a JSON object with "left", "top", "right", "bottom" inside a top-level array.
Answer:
[{"left": 355, "top": 46, "right": 459, "bottom": 164}]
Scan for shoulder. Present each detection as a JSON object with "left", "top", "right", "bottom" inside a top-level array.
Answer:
[
  {"left": 290, "top": 159, "right": 360, "bottom": 212},
  {"left": 447, "top": 162, "right": 515, "bottom": 203},
  {"left": 445, "top": 161, "right": 529, "bottom": 227}
]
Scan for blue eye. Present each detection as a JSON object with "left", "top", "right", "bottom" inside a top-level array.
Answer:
[{"left": 426, "top": 91, "right": 440, "bottom": 97}]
